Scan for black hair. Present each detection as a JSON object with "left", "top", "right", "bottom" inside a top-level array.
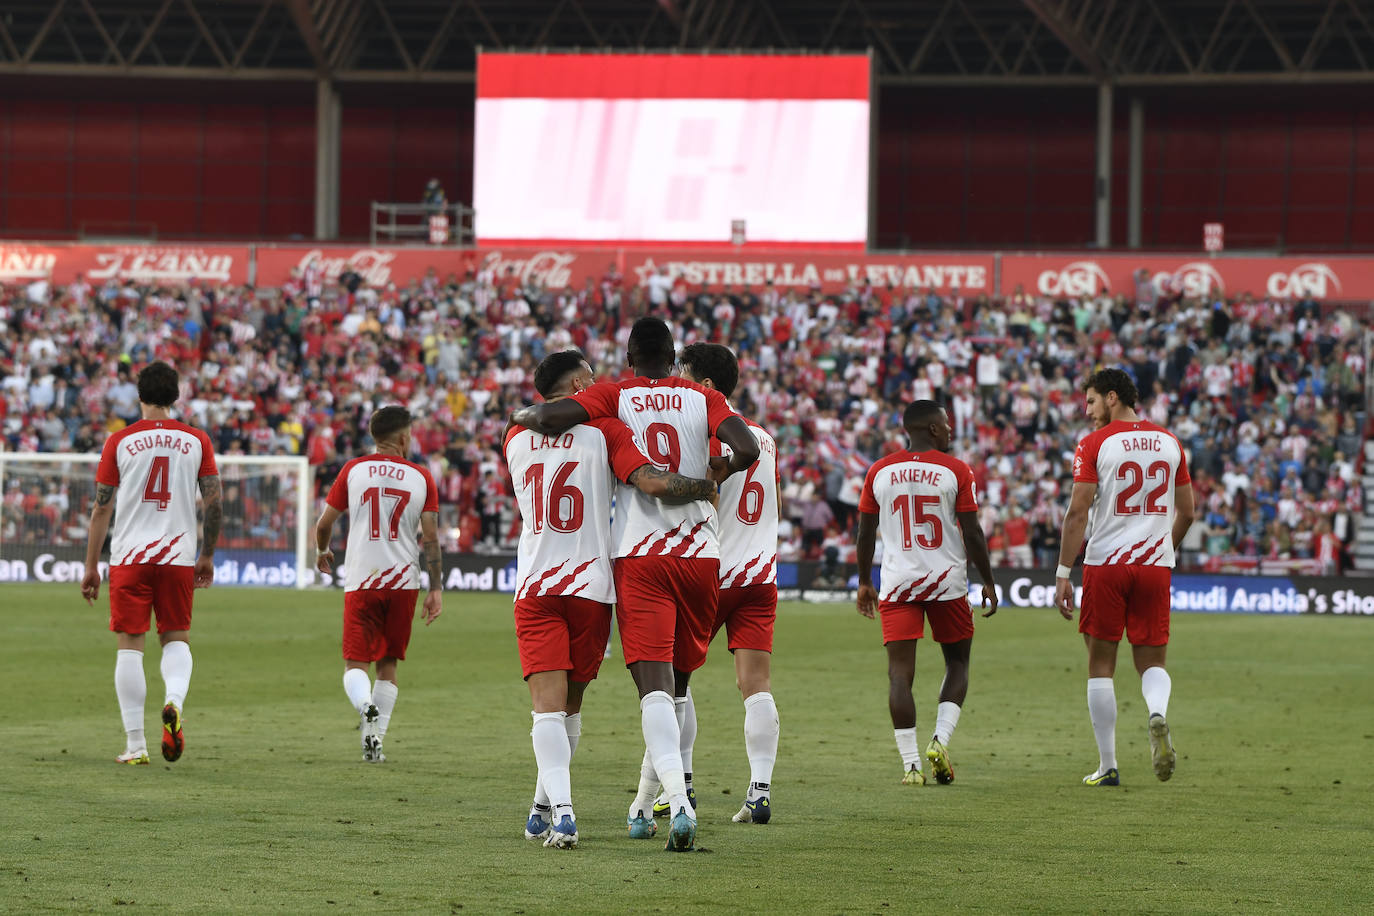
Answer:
[
  {"left": 369, "top": 405, "right": 412, "bottom": 443},
  {"left": 1083, "top": 367, "right": 1138, "bottom": 409},
  {"left": 678, "top": 342, "right": 740, "bottom": 398},
  {"left": 627, "top": 316, "right": 676, "bottom": 370},
  {"left": 136, "top": 361, "right": 180, "bottom": 408},
  {"left": 533, "top": 349, "right": 589, "bottom": 399},
  {"left": 902, "top": 399, "right": 945, "bottom": 430}
]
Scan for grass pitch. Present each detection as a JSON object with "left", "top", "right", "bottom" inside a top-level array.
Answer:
[{"left": 2, "top": 583, "right": 1371, "bottom": 914}]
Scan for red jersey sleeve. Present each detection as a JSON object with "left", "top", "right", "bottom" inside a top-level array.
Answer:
[
  {"left": 197, "top": 430, "right": 218, "bottom": 477},
  {"left": 96, "top": 432, "right": 122, "bottom": 487},
  {"left": 1173, "top": 435, "right": 1192, "bottom": 485},
  {"left": 703, "top": 386, "right": 737, "bottom": 436},
  {"left": 857, "top": 461, "right": 881, "bottom": 515},
  {"left": 325, "top": 460, "right": 354, "bottom": 512},
  {"left": 954, "top": 462, "right": 978, "bottom": 513},
  {"left": 595, "top": 418, "right": 653, "bottom": 483},
  {"left": 420, "top": 466, "right": 440, "bottom": 513},
  {"left": 569, "top": 380, "right": 622, "bottom": 421},
  {"left": 1072, "top": 435, "right": 1101, "bottom": 484}
]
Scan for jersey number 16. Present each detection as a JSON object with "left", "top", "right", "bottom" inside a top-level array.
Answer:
[{"left": 523, "top": 462, "right": 585, "bottom": 534}]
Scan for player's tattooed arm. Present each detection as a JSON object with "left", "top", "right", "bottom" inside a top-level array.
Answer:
[
  {"left": 420, "top": 511, "right": 443, "bottom": 589},
  {"left": 95, "top": 483, "right": 116, "bottom": 507},
  {"left": 199, "top": 475, "right": 223, "bottom": 556},
  {"left": 628, "top": 465, "right": 718, "bottom": 505}
]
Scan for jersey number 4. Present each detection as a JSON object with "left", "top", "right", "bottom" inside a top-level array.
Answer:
[
  {"left": 142, "top": 455, "right": 172, "bottom": 511},
  {"left": 1115, "top": 460, "right": 1170, "bottom": 515},
  {"left": 361, "top": 486, "right": 412, "bottom": 540},
  {"left": 523, "top": 462, "right": 584, "bottom": 534},
  {"left": 892, "top": 494, "right": 943, "bottom": 550}
]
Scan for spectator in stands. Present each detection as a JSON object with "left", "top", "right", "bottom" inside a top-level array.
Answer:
[{"left": 423, "top": 178, "right": 447, "bottom": 212}]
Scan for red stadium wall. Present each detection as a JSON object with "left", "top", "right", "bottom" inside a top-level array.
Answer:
[
  {"left": 2, "top": 84, "right": 1371, "bottom": 250},
  {"left": 338, "top": 97, "right": 473, "bottom": 241},
  {"left": 0, "top": 96, "right": 315, "bottom": 239},
  {"left": 877, "top": 88, "right": 1374, "bottom": 251}
]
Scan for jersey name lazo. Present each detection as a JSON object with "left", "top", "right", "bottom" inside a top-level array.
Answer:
[
  {"left": 859, "top": 450, "right": 979, "bottom": 603},
  {"left": 571, "top": 376, "right": 736, "bottom": 560},
  {"left": 96, "top": 419, "right": 217, "bottom": 567},
  {"left": 1073, "top": 419, "right": 1191, "bottom": 567},
  {"left": 504, "top": 419, "right": 649, "bottom": 603},
  {"left": 326, "top": 455, "right": 438, "bottom": 591},
  {"left": 715, "top": 420, "right": 780, "bottom": 587}
]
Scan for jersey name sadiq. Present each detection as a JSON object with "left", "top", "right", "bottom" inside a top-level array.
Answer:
[
  {"left": 630, "top": 393, "right": 683, "bottom": 412},
  {"left": 889, "top": 466, "right": 944, "bottom": 487},
  {"left": 1120, "top": 436, "right": 1163, "bottom": 453},
  {"left": 123, "top": 433, "right": 194, "bottom": 457}
]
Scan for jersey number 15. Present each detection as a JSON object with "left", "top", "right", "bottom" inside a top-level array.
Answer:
[{"left": 892, "top": 494, "right": 943, "bottom": 550}]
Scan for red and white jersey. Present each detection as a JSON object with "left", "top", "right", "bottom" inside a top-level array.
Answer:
[
  {"left": 715, "top": 419, "right": 780, "bottom": 588},
  {"left": 1073, "top": 419, "right": 1191, "bottom": 568},
  {"left": 858, "top": 450, "right": 979, "bottom": 603},
  {"left": 505, "top": 418, "right": 650, "bottom": 603},
  {"left": 571, "top": 376, "right": 735, "bottom": 559},
  {"left": 96, "top": 419, "right": 218, "bottom": 567},
  {"left": 326, "top": 455, "right": 439, "bottom": 591}
]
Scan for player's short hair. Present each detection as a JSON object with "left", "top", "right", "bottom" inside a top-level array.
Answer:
[
  {"left": 679, "top": 342, "right": 740, "bottom": 398},
  {"left": 1083, "top": 367, "right": 1138, "bottom": 409},
  {"left": 136, "top": 361, "right": 180, "bottom": 407},
  {"left": 627, "top": 316, "right": 676, "bottom": 369},
  {"left": 533, "top": 349, "right": 588, "bottom": 399},
  {"left": 902, "top": 399, "right": 945, "bottom": 429},
  {"left": 369, "top": 405, "right": 412, "bottom": 443}
]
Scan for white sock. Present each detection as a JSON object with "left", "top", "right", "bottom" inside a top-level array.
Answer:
[
  {"left": 531, "top": 711, "right": 572, "bottom": 809},
  {"left": 565, "top": 712, "right": 582, "bottom": 756},
  {"left": 933, "top": 701, "right": 961, "bottom": 746},
  {"left": 1087, "top": 677, "right": 1118, "bottom": 773},
  {"left": 675, "top": 689, "right": 696, "bottom": 785},
  {"left": 894, "top": 726, "right": 921, "bottom": 768},
  {"left": 642, "top": 691, "right": 690, "bottom": 818},
  {"left": 630, "top": 746, "right": 660, "bottom": 820},
  {"left": 160, "top": 640, "right": 192, "bottom": 710},
  {"left": 372, "top": 679, "right": 398, "bottom": 738},
  {"left": 343, "top": 668, "right": 372, "bottom": 713},
  {"left": 115, "top": 649, "right": 146, "bottom": 752},
  {"left": 535, "top": 712, "right": 584, "bottom": 809},
  {"left": 743, "top": 691, "right": 779, "bottom": 788},
  {"left": 1141, "top": 666, "right": 1171, "bottom": 719}
]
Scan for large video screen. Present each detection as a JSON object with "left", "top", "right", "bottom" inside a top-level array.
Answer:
[{"left": 474, "top": 53, "right": 870, "bottom": 248}]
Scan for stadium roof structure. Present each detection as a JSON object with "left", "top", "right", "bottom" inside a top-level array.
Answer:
[{"left": 0, "top": 0, "right": 1372, "bottom": 86}]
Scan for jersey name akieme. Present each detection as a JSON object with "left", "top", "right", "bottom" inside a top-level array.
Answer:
[
  {"left": 326, "top": 455, "right": 438, "bottom": 591},
  {"left": 96, "top": 419, "right": 217, "bottom": 567},
  {"left": 1074, "top": 419, "right": 1190, "bottom": 568},
  {"left": 858, "top": 450, "right": 978, "bottom": 603},
  {"left": 571, "top": 376, "right": 735, "bottom": 560},
  {"left": 715, "top": 420, "right": 780, "bottom": 587},
  {"left": 504, "top": 418, "right": 650, "bottom": 604}
]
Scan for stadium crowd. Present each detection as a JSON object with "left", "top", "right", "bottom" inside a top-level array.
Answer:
[{"left": 0, "top": 264, "right": 1364, "bottom": 574}]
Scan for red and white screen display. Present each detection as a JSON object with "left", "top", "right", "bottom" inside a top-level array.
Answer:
[{"left": 474, "top": 53, "right": 870, "bottom": 248}]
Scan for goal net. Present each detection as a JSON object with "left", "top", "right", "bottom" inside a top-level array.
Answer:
[{"left": 0, "top": 452, "right": 312, "bottom": 589}]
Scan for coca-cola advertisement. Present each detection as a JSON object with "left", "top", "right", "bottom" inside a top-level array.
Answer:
[
  {"left": 1001, "top": 253, "right": 1374, "bottom": 302},
  {"left": 253, "top": 245, "right": 996, "bottom": 294},
  {"left": 0, "top": 243, "right": 250, "bottom": 286}
]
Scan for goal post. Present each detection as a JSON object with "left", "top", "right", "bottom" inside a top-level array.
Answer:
[{"left": 0, "top": 451, "right": 313, "bottom": 590}]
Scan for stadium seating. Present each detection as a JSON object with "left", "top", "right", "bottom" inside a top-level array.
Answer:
[{"left": 0, "top": 269, "right": 1362, "bottom": 573}]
